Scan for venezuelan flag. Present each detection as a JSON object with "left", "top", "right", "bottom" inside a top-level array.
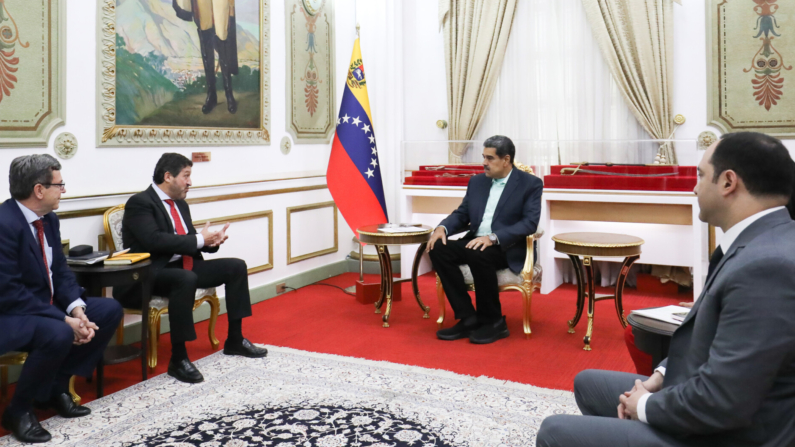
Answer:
[{"left": 327, "top": 38, "right": 389, "bottom": 235}]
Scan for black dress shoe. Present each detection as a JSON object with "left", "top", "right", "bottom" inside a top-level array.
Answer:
[
  {"left": 437, "top": 317, "right": 479, "bottom": 341},
  {"left": 469, "top": 316, "right": 510, "bottom": 344},
  {"left": 1, "top": 409, "right": 51, "bottom": 443},
  {"left": 168, "top": 358, "right": 204, "bottom": 383},
  {"left": 223, "top": 338, "right": 268, "bottom": 358},
  {"left": 34, "top": 392, "right": 91, "bottom": 418}
]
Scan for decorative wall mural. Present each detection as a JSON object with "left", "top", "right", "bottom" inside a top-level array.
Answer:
[
  {"left": 0, "top": 2, "right": 27, "bottom": 104},
  {"left": 708, "top": 0, "right": 795, "bottom": 136},
  {"left": 0, "top": 0, "right": 65, "bottom": 148},
  {"left": 97, "top": 0, "right": 270, "bottom": 146},
  {"left": 285, "top": 0, "right": 335, "bottom": 143}
]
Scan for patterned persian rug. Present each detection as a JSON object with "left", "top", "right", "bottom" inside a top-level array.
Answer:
[{"left": 0, "top": 347, "right": 579, "bottom": 446}]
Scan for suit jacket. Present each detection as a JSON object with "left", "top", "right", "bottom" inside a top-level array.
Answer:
[
  {"left": 119, "top": 185, "right": 219, "bottom": 276},
  {"left": 439, "top": 168, "right": 543, "bottom": 273},
  {"left": 0, "top": 199, "right": 84, "bottom": 351},
  {"left": 647, "top": 209, "right": 795, "bottom": 446}
]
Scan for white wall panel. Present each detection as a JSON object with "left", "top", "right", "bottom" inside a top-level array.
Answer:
[{"left": 287, "top": 203, "right": 337, "bottom": 263}]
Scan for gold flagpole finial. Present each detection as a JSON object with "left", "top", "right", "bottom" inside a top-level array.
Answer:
[{"left": 356, "top": 23, "right": 360, "bottom": 38}]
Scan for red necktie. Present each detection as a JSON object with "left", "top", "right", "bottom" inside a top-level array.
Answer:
[
  {"left": 164, "top": 199, "right": 194, "bottom": 271},
  {"left": 32, "top": 220, "right": 54, "bottom": 303}
]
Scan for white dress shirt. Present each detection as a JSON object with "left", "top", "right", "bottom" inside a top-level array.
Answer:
[
  {"left": 16, "top": 200, "right": 86, "bottom": 316},
  {"left": 151, "top": 183, "right": 204, "bottom": 263},
  {"left": 637, "top": 206, "right": 786, "bottom": 423}
]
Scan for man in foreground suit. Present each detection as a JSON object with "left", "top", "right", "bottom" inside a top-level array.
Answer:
[
  {"left": 0, "top": 155, "right": 123, "bottom": 443},
  {"left": 116, "top": 153, "right": 267, "bottom": 384},
  {"left": 428, "top": 135, "right": 543, "bottom": 344},
  {"left": 536, "top": 132, "right": 795, "bottom": 446}
]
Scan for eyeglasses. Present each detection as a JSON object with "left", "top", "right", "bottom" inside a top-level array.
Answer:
[{"left": 43, "top": 183, "right": 66, "bottom": 191}]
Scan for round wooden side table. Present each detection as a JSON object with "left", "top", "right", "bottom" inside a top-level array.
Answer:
[
  {"left": 357, "top": 224, "right": 433, "bottom": 328},
  {"left": 552, "top": 232, "right": 644, "bottom": 351},
  {"left": 70, "top": 260, "right": 153, "bottom": 394},
  {"left": 627, "top": 311, "right": 677, "bottom": 369}
]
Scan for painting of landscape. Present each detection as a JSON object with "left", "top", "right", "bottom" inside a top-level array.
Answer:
[{"left": 114, "top": 0, "right": 261, "bottom": 129}]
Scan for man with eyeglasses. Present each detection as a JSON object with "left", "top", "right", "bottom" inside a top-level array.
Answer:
[{"left": 0, "top": 154, "right": 123, "bottom": 443}]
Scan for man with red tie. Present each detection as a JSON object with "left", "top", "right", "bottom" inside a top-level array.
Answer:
[
  {"left": 0, "top": 155, "right": 123, "bottom": 443},
  {"left": 115, "top": 153, "right": 266, "bottom": 384}
]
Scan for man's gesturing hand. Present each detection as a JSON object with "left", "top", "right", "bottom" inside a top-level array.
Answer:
[
  {"left": 426, "top": 227, "right": 447, "bottom": 253},
  {"left": 200, "top": 222, "right": 215, "bottom": 243},
  {"left": 465, "top": 235, "right": 493, "bottom": 251},
  {"left": 211, "top": 222, "right": 231, "bottom": 247},
  {"left": 200, "top": 222, "right": 232, "bottom": 247}
]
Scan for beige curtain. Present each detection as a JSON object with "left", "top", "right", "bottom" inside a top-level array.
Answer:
[
  {"left": 582, "top": 0, "right": 677, "bottom": 163},
  {"left": 439, "top": 0, "right": 518, "bottom": 163}
]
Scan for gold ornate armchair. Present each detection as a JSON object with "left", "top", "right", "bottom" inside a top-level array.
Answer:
[
  {"left": 1, "top": 352, "right": 81, "bottom": 404},
  {"left": 103, "top": 205, "right": 221, "bottom": 370},
  {"left": 435, "top": 162, "right": 543, "bottom": 339}
]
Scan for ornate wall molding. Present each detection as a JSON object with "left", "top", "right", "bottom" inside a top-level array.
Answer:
[
  {"left": 707, "top": 0, "right": 795, "bottom": 136},
  {"left": 0, "top": 0, "right": 65, "bottom": 148},
  {"left": 56, "top": 184, "right": 328, "bottom": 219},
  {"left": 286, "top": 201, "right": 338, "bottom": 264},
  {"left": 193, "top": 210, "right": 274, "bottom": 274},
  {"left": 285, "top": 0, "right": 335, "bottom": 143}
]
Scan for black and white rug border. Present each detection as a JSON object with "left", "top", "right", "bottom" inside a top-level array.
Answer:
[{"left": 0, "top": 346, "right": 578, "bottom": 447}]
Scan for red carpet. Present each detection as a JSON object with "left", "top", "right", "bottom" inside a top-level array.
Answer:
[{"left": 0, "top": 272, "right": 688, "bottom": 436}]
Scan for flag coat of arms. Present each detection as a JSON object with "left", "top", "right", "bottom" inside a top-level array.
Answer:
[{"left": 327, "top": 38, "right": 389, "bottom": 235}]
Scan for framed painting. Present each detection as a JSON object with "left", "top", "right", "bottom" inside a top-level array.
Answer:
[
  {"left": 285, "top": 0, "right": 335, "bottom": 143},
  {"left": 0, "top": 0, "right": 65, "bottom": 148},
  {"left": 97, "top": 0, "right": 270, "bottom": 146},
  {"left": 707, "top": 0, "right": 795, "bottom": 136}
]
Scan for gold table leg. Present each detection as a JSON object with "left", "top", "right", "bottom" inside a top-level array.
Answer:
[
  {"left": 412, "top": 243, "right": 430, "bottom": 318},
  {"left": 582, "top": 257, "right": 596, "bottom": 351},
  {"left": 373, "top": 245, "right": 394, "bottom": 327},
  {"left": 567, "top": 255, "right": 586, "bottom": 334},
  {"left": 68, "top": 376, "right": 81, "bottom": 405},
  {"left": 614, "top": 255, "right": 640, "bottom": 328}
]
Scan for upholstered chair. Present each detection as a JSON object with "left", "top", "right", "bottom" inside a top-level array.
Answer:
[
  {"left": 103, "top": 205, "right": 221, "bottom": 370},
  {"left": 435, "top": 162, "right": 543, "bottom": 339},
  {"left": 0, "top": 352, "right": 81, "bottom": 404}
]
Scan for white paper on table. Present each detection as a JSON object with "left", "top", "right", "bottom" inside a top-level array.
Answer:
[
  {"left": 376, "top": 227, "right": 424, "bottom": 233},
  {"left": 630, "top": 305, "right": 691, "bottom": 326}
]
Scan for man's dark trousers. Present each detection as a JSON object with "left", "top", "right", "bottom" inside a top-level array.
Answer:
[
  {"left": 119, "top": 257, "right": 251, "bottom": 343},
  {"left": 0, "top": 297, "right": 122, "bottom": 411},
  {"left": 536, "top": 370, "right": 703, "bottom": 447},
  {"left": 429, "top": 236, "right": 508, "bottom": 323}
]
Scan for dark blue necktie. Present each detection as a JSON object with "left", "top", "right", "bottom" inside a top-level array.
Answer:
[{"left": 707, "top": 246, "right": 725, "bottom": 281}]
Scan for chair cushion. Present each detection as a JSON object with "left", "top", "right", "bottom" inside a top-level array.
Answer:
[
  {"left": 459, "top": 265, "right": 523, "bottom": 286},
  {"left": 150, "top": 288, "right": 217, "bottom": 309},
  {"left": 108, "top": 209, "right": 125, "bottom": 252}
]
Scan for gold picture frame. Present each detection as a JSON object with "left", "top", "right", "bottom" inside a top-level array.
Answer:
[
  {"left": 96, "top": 0, "right": 271, "bottom": 146},
  {"left": 286, "top": 201, "right": 338, "bottom": 264}
]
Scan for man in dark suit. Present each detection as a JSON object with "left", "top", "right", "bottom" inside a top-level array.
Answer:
[
  {"left": 0, "top": 155, "right": 123, "bottom": 443},
  {"left": 115, "top": 153, "right": 266, "bottom": 385},
  {"left": 427, "top": 135, "right": 543, "bottom": 344},
  {"left": 537, "top": 132, "right": 795, "bottom": 446}
]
